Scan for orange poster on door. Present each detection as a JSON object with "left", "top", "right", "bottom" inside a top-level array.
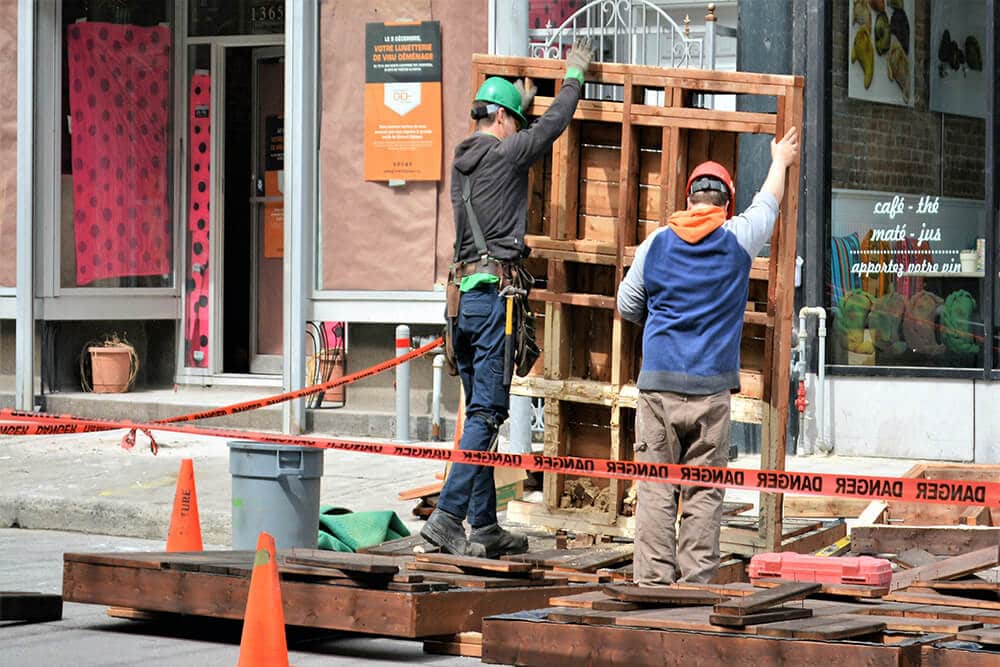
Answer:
[
  {"left": 264, "top": 114, "right": 284, "bottom": 258},
  {"left": 364, "top": 21, "right": 442, "bottom": 182}
]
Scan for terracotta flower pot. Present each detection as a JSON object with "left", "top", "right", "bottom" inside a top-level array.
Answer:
[{"left": 88, "top": 346, "right": 134, "bottom": 393}]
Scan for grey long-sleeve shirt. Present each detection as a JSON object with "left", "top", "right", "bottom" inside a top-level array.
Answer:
[{"left": 451, "top": 79, "right": 582, "bottom": 262}]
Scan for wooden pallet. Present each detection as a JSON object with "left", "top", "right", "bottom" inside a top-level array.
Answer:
[
  {"left": 481, "top": 581, "right": 1000, "bottom": 666},
  {"left": 473, "top": 56, "right": 803, "bottom": 549},
  {"left": 61, "top": 550, "right": 592, "bottom": 638}
]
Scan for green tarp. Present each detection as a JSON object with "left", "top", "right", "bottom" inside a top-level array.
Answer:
[{"left": 317, "top": 505, "right": 411, "bottom": 552}]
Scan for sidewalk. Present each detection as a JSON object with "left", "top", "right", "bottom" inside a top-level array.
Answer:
[{"left": 0, "top": 419, "right": 919, "bottom": 544}]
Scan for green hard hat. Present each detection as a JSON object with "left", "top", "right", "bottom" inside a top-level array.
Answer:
[{"left": 473, "top": 77, "right": 527, "bottom": 129}]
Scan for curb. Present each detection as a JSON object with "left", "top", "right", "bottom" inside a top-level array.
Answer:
[{"left": 0, "top": 494, "right": 232, "bottom": 545}]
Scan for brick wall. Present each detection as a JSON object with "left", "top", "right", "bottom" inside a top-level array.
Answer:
[{"left": 831, "top": 0, "right": 985, "bottom": 199}]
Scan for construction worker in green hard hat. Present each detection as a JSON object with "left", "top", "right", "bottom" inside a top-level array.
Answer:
[{"left": 423, "top": 37, "right": 594, "bottom": 558}]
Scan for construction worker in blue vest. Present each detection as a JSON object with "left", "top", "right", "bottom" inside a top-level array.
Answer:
[
  {"left": 618, "top": 127, "right": 799, "bottom": 584},
  {"left": 422, "top": 38, "right": 595, "bottom": 558}
]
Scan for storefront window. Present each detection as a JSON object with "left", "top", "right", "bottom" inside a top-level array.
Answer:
[
  {"left": 828, "top": 0, "right": 987, "bottom": 371},
  {"left": 60, "top": 0, "right": 175, "bottom": 288},
  {"left": 188, "top": 0, "right": 284, "bottom": 36}
]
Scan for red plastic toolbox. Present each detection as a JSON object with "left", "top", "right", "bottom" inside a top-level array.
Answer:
[{"left": 749, "top": 552, "right": 892, "bottom": 587}]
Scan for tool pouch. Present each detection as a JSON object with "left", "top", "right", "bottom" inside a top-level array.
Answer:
[
  {"left": 512, "top": 265, "right": 540, "bottom": 377},
  {"left": 443, "top": 277, "right": 461, "bottom": 376}
]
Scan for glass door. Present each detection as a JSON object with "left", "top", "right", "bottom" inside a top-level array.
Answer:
[{"left": 248, "top": 48, "right": 284, "bottom": 374}]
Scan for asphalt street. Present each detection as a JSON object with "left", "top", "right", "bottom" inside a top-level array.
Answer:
[{"left": 0, "top": 528, "right": 480, "bottom": 667}]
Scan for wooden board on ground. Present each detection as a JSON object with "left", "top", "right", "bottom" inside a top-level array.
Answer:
[
  {"left": 720, "top": 520, "right": 847, "bottom": 557},
  {"left": 751, "top": 578, "right": 888, "bottom": 599},
  {"left": 423, "top": 631, "right": 483, "bottom": 658},
  {"left": 0, "top": 592, "right": 63, "bottom": 622},
  {"left": 713, "top": 582, "right": 821, "bottom": 616},
  {"left": 710, "top": 607, "right": 812, "bottom": 627},
  {"left": 414, "top": 552, "right": 535, "bottom": 575},
  {"left": 896, "top": 548, "right": 1000, "bottom": 585},
  {"left": 284, "top": 549, "right": 400, "bottom": 575},
  {"left": 753, "top": 614, "right": 886, "bottom": 640},
  {"left": 502, "top": 545, "right": 633, "bottom": 572},
  {"left": 889, "top": 545, "right": 1000, "bottom": 591},
  {"left": 358, "top": 534, "right": 437, "bottom": 556},
  {"left": 956, "top": 628, "right": 1000, "bottom": 646},
  {"left": 601, "top": 584, "right": 726, "bottom": 606},
  {"left": 883, "top": 591, "right": 1000, "bottom": 611}
]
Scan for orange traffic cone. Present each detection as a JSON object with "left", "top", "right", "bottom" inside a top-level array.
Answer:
[
  {"left": 166, "top": 458, "right": 203, "bottom": 552},
  {"left": 237, "top": 532, "right": 290, "bottom": 667}
]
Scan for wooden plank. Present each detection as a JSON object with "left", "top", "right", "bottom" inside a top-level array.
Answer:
[
  {"left": 413, "top": 552, "right": 534, "bottom": 575},
  {"left": 397, "top": 482, "right": 443, "bottom": 501},
  {"left": 710, "top": 607, "right": 812, "bottom": 628},
  {"left": 889, "top": 545, "right": 1000, "bottom": 591},
  {"left": 852, "top": 527, "right": 1000, "bottom": 557},
  {"left": 884, "top": 591, "right": 1000, "bottom": 610},
  {"left": 783, "top": 497, "right": 872, "bottom": 518},
  {"left": 956, "top": 628, "right": 1000, "bottom": 645},
  {"left": 283, "top": 549, "right": 399, "bottom": 575},
  {"left": 915, "top": 579, "right": 1000, "bottom": 593},
  {"left": 750, "top": 578, "right": 888, "bottom": 599},
  {"left": 961, "top": 506, "right": 994, "bottom": 526},
  {"left": 359, "top": 534, "right": 435, "bottom": 555},
  {"left": 530, "top": 288, "right": 616, "bottom": 309},
  {"left": 0, "top": 592, "right": 63, "bottom": 622},
  {"left": 862, "top": 614, "right": 983, "bottom": 633},
  {"left": 713, "top": 582, "right": 821, "bottom": 616},
  {"left": 601, "top": 584, "right": 726, "bottom": 606},
  {"left": 755, "top": 614, "right": 886, "bottom": 640},
  {"left": 502, "top": 545, "right": 633, "bottom": 572},
  {"left": 418, "top": 571, "right": 565, "bottom": 589}
]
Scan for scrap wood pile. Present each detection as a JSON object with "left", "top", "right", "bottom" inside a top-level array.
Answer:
[{"left": 480, "top": 546, "right": 1000, "bottom": 665}]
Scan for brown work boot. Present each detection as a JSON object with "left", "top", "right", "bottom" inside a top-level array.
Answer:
[
  {"left": 470, "top": 523, "right": 529, "bottom": 558},
  {"left": 420, "top": 509, "right": 487, "bottom": 558}
]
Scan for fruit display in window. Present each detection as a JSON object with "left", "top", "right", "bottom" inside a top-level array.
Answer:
[
  {"left": 902, "top": 290, "right": 945, "bottom": 355},
  {"left": 940, "top": 290, "right": 980, "bottom": 355},
  {"left": 853, "top": 0, "right": 870, "bottom": 29},
  {"left": 874, "top": 12, "right": 891, "bottom": 55},
  {"left": 887, "top": 38, "right": 910, "bottom": 102},
  {"left": 835, "top": 289, "right": 876, "bottom": 355},
  {"left": 869, "top": 290, "right": 908, "bottom": 355},
  {"left": 889, "top": 6, "right": 909, "bottom": 53},
  {"left": 851, "top": 25, "right": 875, "bottom": 89}
]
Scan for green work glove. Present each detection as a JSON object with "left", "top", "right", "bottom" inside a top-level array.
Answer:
[
  {"left": 514, "top": 79, "right": 537, "bottom": 115},
  {"left": 565, "top": 36, "right": 594, "bottom": 84}
]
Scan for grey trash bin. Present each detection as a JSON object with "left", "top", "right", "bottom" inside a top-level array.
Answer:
[{"left": 228, "top": 441, "right": 324, "bottom": 550}]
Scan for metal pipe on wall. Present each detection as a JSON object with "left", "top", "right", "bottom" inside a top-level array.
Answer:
[{"left": 15, "top": 0, "right": 35, "bottom": 412}]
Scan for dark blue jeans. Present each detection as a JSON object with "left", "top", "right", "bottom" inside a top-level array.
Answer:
[{"left": 436, "top": 284, "right": 510, "bottom": 529}]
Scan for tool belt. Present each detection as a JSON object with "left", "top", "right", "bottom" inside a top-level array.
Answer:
[{"left": 443, "top": 258, "right": 539, "bottom": 379}]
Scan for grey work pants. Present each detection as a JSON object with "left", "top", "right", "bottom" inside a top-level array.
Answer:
[{"left": 633, "top": 390, "right": 731, "bottom": 586}]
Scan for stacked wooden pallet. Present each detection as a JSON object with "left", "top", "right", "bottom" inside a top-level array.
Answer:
[
  {"left": 483, "top": 568, "right": 1000, "bottom": 666},
  {"left": 61, "top": 549, "right": 589, "bottom": 638},
  {"left": 471, "top": 55, "right": 803, "bottom": 549}
]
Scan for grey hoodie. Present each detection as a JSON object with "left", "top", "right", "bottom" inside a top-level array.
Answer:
[{"left": 451, "top": 79, "right": 582, "bottom": 262}]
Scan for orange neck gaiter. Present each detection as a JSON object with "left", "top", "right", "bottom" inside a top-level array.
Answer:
[{"left": 667, "top": 205, "right": 728, "bottom": 244}]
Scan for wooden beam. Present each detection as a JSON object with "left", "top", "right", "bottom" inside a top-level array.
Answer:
[
  {"left": 889, "top": 545, "right": 1000, "bottom": 592},
  {"left": 851, "top": 526, "right": 1000, "bottom": 557}
]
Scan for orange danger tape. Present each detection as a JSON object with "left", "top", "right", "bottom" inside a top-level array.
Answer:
[{"left": 0, "top": 408, "right": 997, "bottom": 508}]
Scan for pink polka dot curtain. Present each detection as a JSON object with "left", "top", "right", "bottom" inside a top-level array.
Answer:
[{"left": 66, "top": 22, "right": 172, "bottom": 286}]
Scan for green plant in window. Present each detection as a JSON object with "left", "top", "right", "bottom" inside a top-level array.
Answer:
[{"left": 940, "top": 290, "right": 980, "bottom": 355}]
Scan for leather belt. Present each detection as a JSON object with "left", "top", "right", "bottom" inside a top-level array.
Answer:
[{"left": 454, "top": 258, "right": 508, "bottom": 279}]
